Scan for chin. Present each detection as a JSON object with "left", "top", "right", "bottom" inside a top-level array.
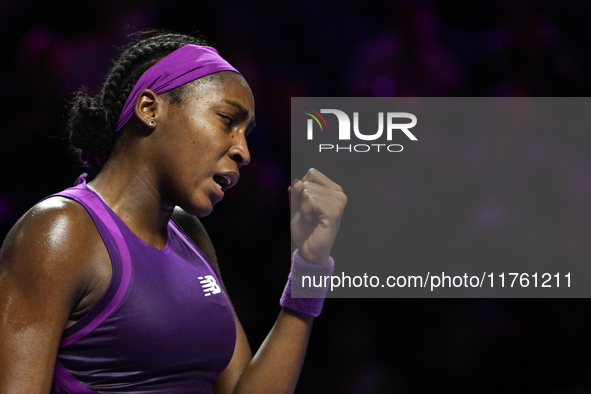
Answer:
[
  {"left": 180, "top": 194, "right": 218, "bottom": 217},
  {"left": 196, "top": 208, "right": 214, "bottom": 217},
  {"left": 191, "top": 201, "right": 216, "bottom": 217}
]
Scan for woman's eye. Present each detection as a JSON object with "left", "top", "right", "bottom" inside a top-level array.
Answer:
[{"left": 221, "top": 115, "right": 232, "bottom": 125}]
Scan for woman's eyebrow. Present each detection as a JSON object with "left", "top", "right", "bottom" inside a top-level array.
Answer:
[
  {"left": 222, "top": 99, "right": 256, "bottom": 128},
  {"left": 222, "top": 99, "right": 249, "bottom": 116}
]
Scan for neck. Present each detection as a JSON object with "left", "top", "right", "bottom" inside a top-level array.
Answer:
[{"left": 88, "top": 153, "right": 173, "bottom": 249}]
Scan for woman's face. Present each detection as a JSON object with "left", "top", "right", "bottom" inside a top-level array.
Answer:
[{"left": 152, "top": 71, "right": 256, "bottom": 216}]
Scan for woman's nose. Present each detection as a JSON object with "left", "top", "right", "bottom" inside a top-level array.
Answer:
[{"left": 230, "top": 135, "right": 251, "bottom": 167}]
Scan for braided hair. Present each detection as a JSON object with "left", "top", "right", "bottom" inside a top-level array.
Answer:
[{"left": 68, "top": 32, "right": 212, "bottom": 178}]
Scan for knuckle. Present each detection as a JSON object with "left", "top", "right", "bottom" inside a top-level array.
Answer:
[{"left": 307, "top": 168, "right": 320, "bottom": 179}]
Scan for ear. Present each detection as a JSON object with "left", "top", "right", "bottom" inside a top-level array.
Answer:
[{"left": 134, "top": 89, "right": 161, "bottom": 131}]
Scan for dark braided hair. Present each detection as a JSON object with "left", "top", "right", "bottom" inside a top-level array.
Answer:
[{"left": 68, "top": 32, "right": 212, "bottom": 178}]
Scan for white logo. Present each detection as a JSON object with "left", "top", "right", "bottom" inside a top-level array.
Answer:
[
  {"left": 308, "top": 110, "right": 417, "bottom": 141},
  {"left": 198, "top": 275, "right": 221, "bottom": 296},
  {"left": 305, "top": 108, "right": 417, "bottom": 153}
]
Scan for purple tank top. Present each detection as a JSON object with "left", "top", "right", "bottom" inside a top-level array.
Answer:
[{"left": 49, "top": 179, "right": 236, "bottom": 393}]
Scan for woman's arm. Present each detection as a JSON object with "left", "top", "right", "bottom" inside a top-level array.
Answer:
[
  {"left": 175, "top": 168, "right": 346, "bottom": 394},
  {"left": 0, "top": 198, "right": 109, "bottom": 393}
]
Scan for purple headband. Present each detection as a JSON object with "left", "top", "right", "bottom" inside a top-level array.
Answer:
[{"left": 114, "top": 45, "right": 241, "bottom": 132}]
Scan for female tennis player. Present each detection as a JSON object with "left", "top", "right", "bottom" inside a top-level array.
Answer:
[{"left": 0, "top": 32, "right": 346, "bottom": 393}]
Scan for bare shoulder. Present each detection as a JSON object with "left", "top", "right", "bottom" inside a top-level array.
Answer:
[
  {"left": 0, "top": 196, "right": 106, "bottom": 303},
  {"left": 2, "top": 196, "right": 100, "bottom": 260},
  {"left": 0, "top": 196, "right": 111, "bottom": 392},
  {"left": 172, "top": 206, "right": 219, "bottom": 270}
]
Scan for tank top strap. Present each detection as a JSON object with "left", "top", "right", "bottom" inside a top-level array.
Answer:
[{"left": 42, "top": 184, "right": 132, "bottom": 348}]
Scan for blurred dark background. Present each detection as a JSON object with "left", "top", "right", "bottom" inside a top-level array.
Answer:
[{"left": 3, "top": 0, "right": 591, "bottom": 392}]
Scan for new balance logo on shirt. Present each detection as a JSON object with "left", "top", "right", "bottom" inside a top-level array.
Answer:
[{"left": 198, "top": 275, "right": 221, "bottom": 296}]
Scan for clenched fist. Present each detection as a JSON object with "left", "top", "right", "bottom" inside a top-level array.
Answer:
[{"left": 289, "top": 169, "right": 347, "bottom": 265}]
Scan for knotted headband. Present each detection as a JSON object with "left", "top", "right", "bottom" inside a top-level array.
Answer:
[{"left": 115, "top": 45, "right": 241, "bottom": 132}]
